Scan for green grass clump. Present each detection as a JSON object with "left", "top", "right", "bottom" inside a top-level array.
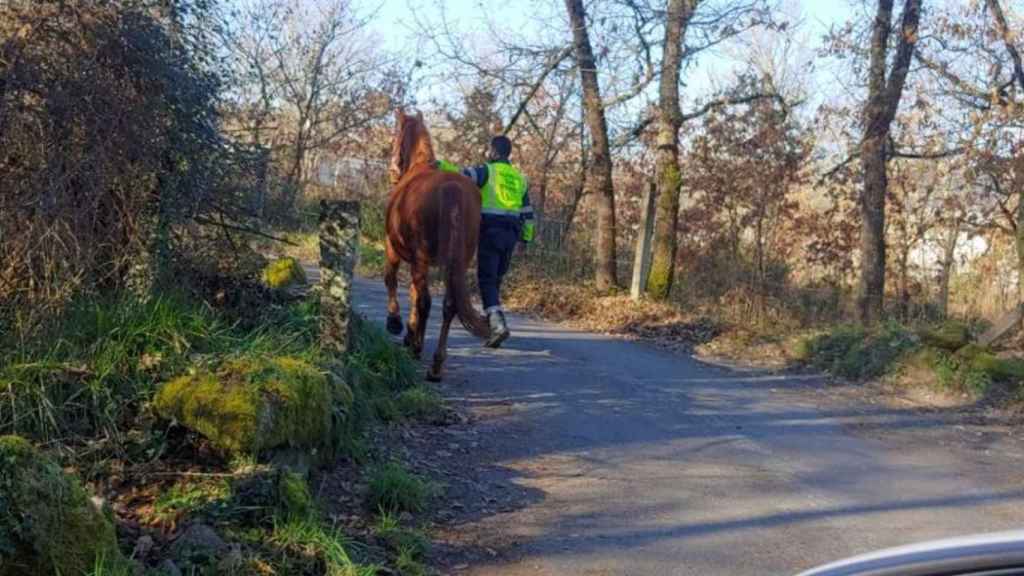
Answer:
[
  {"left": 262, "top": 257, "right": 307, "bottom": 289},
  {"left": 0, "top": 435, "right": 130, "bottom": 576},
  {"left": 277, "top": 471, "right": 314, "bottom": 521},
  {"left": 0, "top": 290, "right": 323, "bottom": 451},
  {"left": 366, "top": 462, "right": 432, "bottom": 515},
  {"left": 801, "top": 322, "right": 918, "bottom": 380},
  {"left": 357, "top": 243, "right": 387, "bottom": 278},
  {"left": 270, "top": 516, "right": 377, "bottom": 576},
  {"left": 919, "top": 320, "right": 971, "bottom": 352},
  {"left": 154, "top": 479, "right": 231, "bottom": 523},
  {"left": 393, "top": 386, "right": 445, "bottom": 422},
  {"left": 0, "top": 292, "right": 234, "bottom": 443},
  {"left": 348, "top": 316, "right": 417, "bottom": 394},
  {"left": 374, "top": 509, "right": 429, "bottom": 559}
]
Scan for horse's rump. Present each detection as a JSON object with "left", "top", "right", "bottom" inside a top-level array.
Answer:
[{"left": 387, "top": 168, "right": 488, "bottom": 338}]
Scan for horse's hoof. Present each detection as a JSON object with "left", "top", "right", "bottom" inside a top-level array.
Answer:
[
  {"left": 386, "top": 315, "right": 403, "bottom": 335},
  {"left": 425, "top": 368, "right": 442, "bottom": 383}
]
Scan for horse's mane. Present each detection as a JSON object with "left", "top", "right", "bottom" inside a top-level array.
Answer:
[{"left": 392, "top": 111, "right": 436, "bottom": 184}]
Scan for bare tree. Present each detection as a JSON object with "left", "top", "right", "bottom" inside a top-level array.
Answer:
[
  {"left": 857, "top": 0, "right": 923, "bottom": 324},
  {"left": 646, "top": 0, "right": 697, "bottom": 298},
  {"left": 221, "top": 0, "right": 401, "bottom": 211},
  {"left": 565, "top": 0, "right": 620, "bottom": 290}
]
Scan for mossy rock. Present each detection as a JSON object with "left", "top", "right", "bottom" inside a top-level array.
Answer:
[
  {"left": 154, "top": 356, "right": 337, "bottom": 455},
  {"left": 957, "top": 344, "right": 1024, "bottom": 382},
  {"left": 0, "top": 435, "right": 130, "bottom": 576},
  {"left": 920, "top": 321, "right": 971, "bottom": 352},
  {"left": 262, "top": 257, "right": 307, "bottom": 289}
]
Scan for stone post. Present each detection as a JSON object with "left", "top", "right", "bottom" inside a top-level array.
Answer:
[
  {"left": 320, "top": 200, "right": 361, "bottom": 357},
  {"left": 630, "top": 181, "right": 657, "bottom": 301}
]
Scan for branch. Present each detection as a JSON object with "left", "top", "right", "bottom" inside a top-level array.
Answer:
[
  {"left": 891, "top": 147, "right": 963, "bottom": 160},
  {"left": 192, "top": 217, "right": 299, "bottom": 246},
  {"left": 504, "top": 45, "right": 574, "bottom": 134},
  {"left": 816, "top": 152, "right": 860, "bottom": 186},
  {"left": 985, "top": 0, "right": 1024, "bottom": 94},
  {"left": 680, "top": 92, "right": 787, "bottom": 122}
]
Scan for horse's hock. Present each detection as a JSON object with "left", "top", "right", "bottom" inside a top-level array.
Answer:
[{"left": 320, "top": 200, "right": 361, "bottom": 357}]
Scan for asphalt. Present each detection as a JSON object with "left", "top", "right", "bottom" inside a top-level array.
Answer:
[{"left": 350, "top": 276, "right": 1024, "bottom": 576}]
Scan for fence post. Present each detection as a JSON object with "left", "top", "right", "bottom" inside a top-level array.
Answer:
[
  {"left": 320, "top": 200, "right": 361, "bottom": 357},
  {"left": 631, "top": 181, "right": 657, "bottom": 301}
]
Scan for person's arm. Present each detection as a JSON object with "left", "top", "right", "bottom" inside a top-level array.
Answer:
[
  {"left": 435, "top": 161, "right": 488, "bottom": 188},
  {"left": 520, "top": 184, "right": 535, "bottom": 243},
  {"left": 436, "top": 159, "right": 462, "bottom": 174}
]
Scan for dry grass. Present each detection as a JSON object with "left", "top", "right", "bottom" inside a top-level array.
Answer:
[{"left": 502, "top": 268, "right": 721, "bottom": 352}]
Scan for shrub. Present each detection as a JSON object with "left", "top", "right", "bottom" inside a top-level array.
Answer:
[
  {"left": 0, "top": 436, "right": 129, "bottom": 576},
  {"left": 919, "top": 320, "right": 971, "bottom": 352},
  {"left": 802, "top": 323, "right": 918, "bottom": 380}
]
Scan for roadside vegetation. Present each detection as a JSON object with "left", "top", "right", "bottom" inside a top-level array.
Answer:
[{"left": 5, "top": 0, "right": 1024, "bottom": 572}]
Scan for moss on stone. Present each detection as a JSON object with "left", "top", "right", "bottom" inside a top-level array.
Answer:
[
  {"left": 0, "top": 435, "right": 129, "bottom": 576},
  {"left": 262, "top": 257, "right": 307, "bottom": 289},
  {"left": 920, "top": 321, "right": 971, "bottom": 352},
  {"left": 154, "top": 356, "right": 333, "bottom": 455},
  {"left": 957, "top": 344, "right": 1024, "bottom": 382}
]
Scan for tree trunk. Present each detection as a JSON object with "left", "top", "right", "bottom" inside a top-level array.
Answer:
[
  {"left": 937, "top": 224, "right": 959, "bottom": 317},
  {"left": 1016, "top": 157, "right": 1024, "bottom": 305},
  {"left": 646, "top": 0, "right": 696, "bottom": 299},
  {"left": 859, "top": 136, "right": 888, "bottom": 324},
  {"left": 897, "top": 244, "right": 911, "bottom": 318},
  {"left": 565, "top": 0, "right": 617, "bottom": 290},
  {"left": 857, "top": 0, "right": 923, "bottom": 325}
]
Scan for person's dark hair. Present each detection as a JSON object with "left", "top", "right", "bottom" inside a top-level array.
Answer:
[{"left": 490, "top": 135, "right": 512, "bottom": 159}]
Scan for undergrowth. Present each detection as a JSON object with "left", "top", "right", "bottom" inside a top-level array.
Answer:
[
  {"left": 0, "top": 291, "right": 320, "bottom": 454},
  {"left": 799, "top": 322, "right": 918, "bottom": 381},
  {"left": 366, "top": 461, "right": 433, "bottom": 514}
]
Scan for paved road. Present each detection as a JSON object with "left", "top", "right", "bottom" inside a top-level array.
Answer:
[{"left": 351, "top": 277, "right": 1024, "bottom": 576}]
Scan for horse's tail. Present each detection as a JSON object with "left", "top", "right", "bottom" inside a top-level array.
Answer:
[{"left": 440, "top": 183, "right": 490, "bottom": 340}]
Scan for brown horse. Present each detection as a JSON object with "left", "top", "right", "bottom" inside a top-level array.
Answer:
[{"left": 385, "top": 109, "right": 489, "bottom": 381}]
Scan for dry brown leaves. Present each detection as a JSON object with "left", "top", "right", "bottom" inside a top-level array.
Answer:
[{"left": 502, "top": 273, "right": 721, "bottom": 351}]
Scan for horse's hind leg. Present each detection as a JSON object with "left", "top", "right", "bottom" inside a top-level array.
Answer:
[
  {"left": 404, "top": 258, "right": 431, "bottom": 360},
  {"left": 428, "top": 289, "right": 456, "bottom": 382},
  {"left": 384, "top": 238, "right": 403, "bottom": 335}
]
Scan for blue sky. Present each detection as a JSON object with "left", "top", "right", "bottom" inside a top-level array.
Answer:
[
  {"left": 365, "top": 0, "right": 857, "bottom": 108},
  {"left": 369, "top": 0, "right": 856, "bottom": 51}
]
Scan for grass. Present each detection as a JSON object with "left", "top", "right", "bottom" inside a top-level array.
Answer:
[
  {"left": 365, "top": 461, "right": 432, "bottom": 515},
  {"left": 270, "top": 516, "right": 377, "bottom": 576},
  {"left": 374, "top": 508, "right": 429, "bottom": 557},
  {"left": 154, "top": 479, "right": 231, "bottom": 523},
  {"left": 0, "top": 291, "right": 323, "bottom": 456},
  {"left": 1, "top": 237, "right": 441, "bottom": 574},
  {"left": 393, "top": 386, "right": 445, "bottom": 422},
  {"left": 799, "top": 322, "right": 918, "bottom": 381}
]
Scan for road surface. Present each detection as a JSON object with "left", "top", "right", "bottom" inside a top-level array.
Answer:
[{"left": 351, "top": 277, "right": 1024, "bottom": 576}]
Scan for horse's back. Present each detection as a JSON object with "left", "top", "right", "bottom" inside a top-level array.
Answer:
[{"left": 387, "top": 168, "right": 481, "bottom": 263}]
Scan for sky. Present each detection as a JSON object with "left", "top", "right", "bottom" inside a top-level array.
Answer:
[
  {"left": 365, "top": 0, "right": 858, "bottom": 109},
  {"left": 369, "top": 0, "right": 857, "bottom": 52}
]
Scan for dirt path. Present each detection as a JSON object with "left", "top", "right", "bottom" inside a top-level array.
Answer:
[{"left": 347, "top": 276, "right": 1024, "bottom": 575}]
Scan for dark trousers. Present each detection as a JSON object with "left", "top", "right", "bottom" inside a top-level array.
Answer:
[{"left": 478, "top": 218, "right": 519, "bottom": 310}]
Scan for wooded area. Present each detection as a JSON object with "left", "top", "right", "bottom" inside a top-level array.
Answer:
[{"left": 3, "top": 0, "right": 1024, "bottom": 574}]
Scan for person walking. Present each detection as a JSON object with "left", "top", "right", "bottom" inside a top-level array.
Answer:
[{"left": 436, "top": 135, "right": 534, "bottom": 348}]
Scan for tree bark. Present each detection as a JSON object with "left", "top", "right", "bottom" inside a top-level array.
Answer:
[
  {"left": 857, "top": 0, "right": 923, "bottom": 325},
  {"left": 1016, "top": 156, "right": 1024, "bottom": 305},
  {"left": 565, "top": 0, "right": 618, "bottom": 290},
  {"left": 647, "top": 0, "right": 697, "bottom": 299},
  {"left": 937, "top": 223, "right": 959, "bottom": 317}
]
